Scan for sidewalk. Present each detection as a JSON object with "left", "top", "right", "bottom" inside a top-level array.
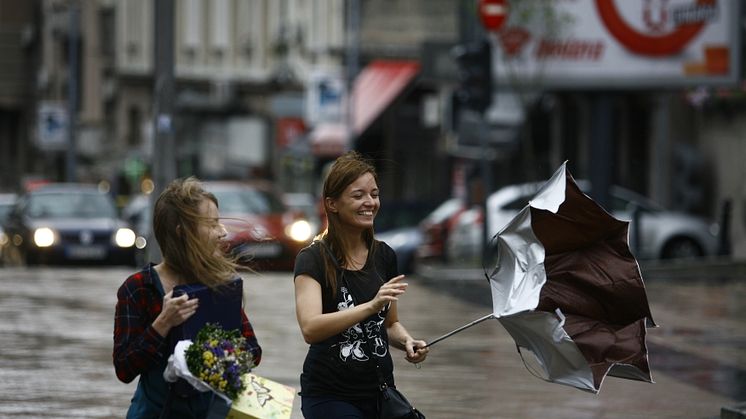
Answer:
[
  {"left": 412, "top": 257, "right": 746, "bottom": 418},
  {"left": 244, "top": 270, "right": 742, "bottom": 419},
  {"left": 415, "top": 256, "right": 746, "bottom": 283}
]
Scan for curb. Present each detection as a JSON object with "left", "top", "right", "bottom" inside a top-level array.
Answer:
[
  {"left": 416, "top": 257, "right": 746, "bottom": 282},
  {"left": 639, "top": 257, "right": 746, "bottom": 280}
]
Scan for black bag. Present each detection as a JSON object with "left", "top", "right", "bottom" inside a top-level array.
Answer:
[{"left": 378, "top": 384, "right": 426, "bottom": 419}]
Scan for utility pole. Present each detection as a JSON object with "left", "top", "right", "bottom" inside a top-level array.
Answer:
[
  {"left": 455, "top": 1, "right": 494, "bottom": 265},
  {"left": 345, "top": 0, "right": 360, "bottom": 151},
  {"left": 149, "top": 0, "right": 177, "bottom": 262},
  {"left": 66, "top": 3, "right": 79, "bottom": 182}
]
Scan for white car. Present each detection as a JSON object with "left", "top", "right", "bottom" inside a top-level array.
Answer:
[{"left": 446, "top": 181, "right": 720, "bottom": 263}]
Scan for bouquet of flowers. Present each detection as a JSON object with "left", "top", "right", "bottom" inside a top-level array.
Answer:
[{"left": 183, "top": 323, "right": 255, "bottom": 401}]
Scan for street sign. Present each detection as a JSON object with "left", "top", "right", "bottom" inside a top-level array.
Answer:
[
  {"left": 492, "top": 0, "right": 740, "bottom": 88},
  {"left": 479, "top": 0, "right": 508, "bottom": 32},
  {"left": 36, "top": 102, "right": 68, "bottom": 151}
]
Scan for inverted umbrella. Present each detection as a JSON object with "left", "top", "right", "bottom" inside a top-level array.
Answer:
[{"left": 426, "top": 162, "right": 657, "bottom": 393}]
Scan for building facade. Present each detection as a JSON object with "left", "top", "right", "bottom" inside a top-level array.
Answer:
[
  {"left": 0, "top": 0, "right": 36, "bottom": 191},
  {"left": 113, "top": 0, "right": 345, "bottom": 198},
  {"left": 0, "top": 0, "right": 743, "bottom": 258}
]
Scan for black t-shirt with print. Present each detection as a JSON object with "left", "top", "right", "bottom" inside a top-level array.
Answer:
[{"left": 293, "top": 240, "right": 400, "bottom": 400}]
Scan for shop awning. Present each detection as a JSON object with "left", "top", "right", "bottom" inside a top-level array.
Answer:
[
  {"left": 352, "top": 59, "right": 420, "bottom": 135},
  {"left": 309, "top": 60, "right": 420, "bottom": 156}
]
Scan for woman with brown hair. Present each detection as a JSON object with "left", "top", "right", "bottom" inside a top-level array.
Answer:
[
  {"left": 113, "top": 177, "right": 262, "bottom": 418},
  {"left": 293, "top": 151, "right": 428, "bottom": 418}
]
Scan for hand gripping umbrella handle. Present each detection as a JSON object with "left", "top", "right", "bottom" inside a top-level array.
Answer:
[{"left": 422, "top": 313, "right": 495, "bottom": 349}]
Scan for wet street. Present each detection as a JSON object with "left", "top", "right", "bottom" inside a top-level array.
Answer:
[{"left": 0, "top": 266, "right": 743, "bottom": 418}]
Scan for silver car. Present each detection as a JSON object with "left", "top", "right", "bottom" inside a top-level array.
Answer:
[{"left": 446, "top": 181, "right": 719, "bottom": 263}]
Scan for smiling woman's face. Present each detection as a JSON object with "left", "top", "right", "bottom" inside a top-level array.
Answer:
[{"left": 328, "top": 172, "right": 380, "bottom": 230}]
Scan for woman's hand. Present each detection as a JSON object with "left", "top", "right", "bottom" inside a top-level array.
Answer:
[
  {"left": 404, "top": 338, "right": 429, "bottom": 364},
  {"left": 370, "top": 275, "right": 408, "bottom": 312},
  {"left": 152, "top": 290, "right": 199, "bottom": 337}
]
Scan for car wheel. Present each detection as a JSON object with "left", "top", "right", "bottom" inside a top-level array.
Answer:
[{"left": 661, "top": 238, "right": 703, "bottom": 260}]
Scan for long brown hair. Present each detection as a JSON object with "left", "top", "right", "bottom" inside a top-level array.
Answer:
[
  {"left": 153, "top": 177, "right": 239, "bottom": 288},
  {"left": 318, "top": 151, "right": 378, "bottom": 293}
]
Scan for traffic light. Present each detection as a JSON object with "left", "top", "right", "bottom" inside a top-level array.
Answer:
[{"left": 453, "top": 39, "right": 493, "bottom": 114}]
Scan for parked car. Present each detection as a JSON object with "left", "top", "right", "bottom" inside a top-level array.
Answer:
[
  {"left": 373, "top": 201, "right": 442, "bottom": 274},
  {"left": 204, "top": 181, "right": 313, "bottom": 270},
  {"left": 0, "top": 193, "right": 18, "bottom": 265},
  {"left": 376, "top": 226, "right": 422, "bottom": 274},
  {"left": 446, "top": 181, "right": 720, "bottom": 263},
  {"left": 1, "top": 184, "right": 137, "bottom": 266},
  {"left": 415, "top": 198, "right": 466, "bottom": 263}
]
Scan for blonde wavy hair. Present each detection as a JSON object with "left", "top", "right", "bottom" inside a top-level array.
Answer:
[{"left": 153, "top": 177, "right": 240, "bottom": 288}]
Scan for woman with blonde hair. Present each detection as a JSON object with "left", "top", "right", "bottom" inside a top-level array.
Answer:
[
  {"left": 293, "top": 152, "right": 428, "bottom": 418},
  {"left": 113, "top": 177, "right": 262, "bottom": 418}
]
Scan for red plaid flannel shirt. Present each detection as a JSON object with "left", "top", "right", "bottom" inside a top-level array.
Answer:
[{"left": 113, "top": 265, "right": 262, "bottom": 383}]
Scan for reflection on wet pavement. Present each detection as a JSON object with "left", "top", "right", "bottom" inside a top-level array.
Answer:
[
  {"left": 648, "top": 342, "right": 746, "bottom": 401},
  {"left": 0, "top": 267, "right": 137, "bottom": 418},
  {"left": 0, "top": 266, "right": 743, "bottom": 419},
  {"left": 425, "top": 274, "right": 746, "bottom": 402}
]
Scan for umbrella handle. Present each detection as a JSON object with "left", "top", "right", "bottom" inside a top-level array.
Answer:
[{"left": 422, "top": 313, "right": 495, "bottom": 349}]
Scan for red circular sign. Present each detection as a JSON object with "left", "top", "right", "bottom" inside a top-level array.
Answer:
[
  {"left": 479, "top": 0, "right": 508, "bottom": 32},
  {"left": 595, "top": 0, "right": 709, "bottom": 57}
]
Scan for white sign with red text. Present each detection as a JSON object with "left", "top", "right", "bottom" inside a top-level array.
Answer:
[{"left": 493, "top": 0, "right": 740, "bottom": 88}]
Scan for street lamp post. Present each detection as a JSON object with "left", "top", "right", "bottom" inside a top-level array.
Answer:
[
  {"left": 66, "top": 3, "right": 79, "bottom": 183},
  {"left": 148, "top": 0, "right": 177, "bottom": 263},
  {"left": 345, "top": 0, "right": 360, "bottom": 151}
]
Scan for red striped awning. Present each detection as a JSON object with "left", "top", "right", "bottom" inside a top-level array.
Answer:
[
  {"left": 309, "top": 60, "right": 420, "bottom": 157},
  {"left": 351, "top": 60, "right": 420, "bottom": 135}
]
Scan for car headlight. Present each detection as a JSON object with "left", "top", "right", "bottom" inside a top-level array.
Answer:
[
  {"left": 0, "top": 231, "right": 8, "bottom": 246},
  {"left": 33, "top": 227, "right": 56, "bottom": 247},
  {"left": 115, "top": 228, "right": 136, "bottom": 247},
  {"left": 135, "top": 236, "right": 147, "bottom": 249},
  {"left": 286, "top": 220, "right": 313, "bottom": 242}
]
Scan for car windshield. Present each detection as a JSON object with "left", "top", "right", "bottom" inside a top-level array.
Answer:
[
  {"left": 610, "top": 188, "right": 664, "bottom": 213},
  {"left": 212, "top": 189, "right": 285, "bottom": 215},
  {"left": 27, "top": 192, "right": 118, "bottom": 219}
]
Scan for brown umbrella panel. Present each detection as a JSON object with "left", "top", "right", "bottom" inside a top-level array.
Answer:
[{"left": 531, "top": 171, "right": 657, "bottom": 391}]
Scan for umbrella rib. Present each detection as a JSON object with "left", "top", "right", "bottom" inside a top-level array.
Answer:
[{"left": 423, "top": 313, "right": 495, "bottom": 348}]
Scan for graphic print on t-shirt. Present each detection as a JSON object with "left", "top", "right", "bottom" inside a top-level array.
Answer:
[
  {"left": 334, "top": 286, "right": 388, "bottom": 363},
  {"left": 364, "top": 315, "right": 388, "bottom": 357}
]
